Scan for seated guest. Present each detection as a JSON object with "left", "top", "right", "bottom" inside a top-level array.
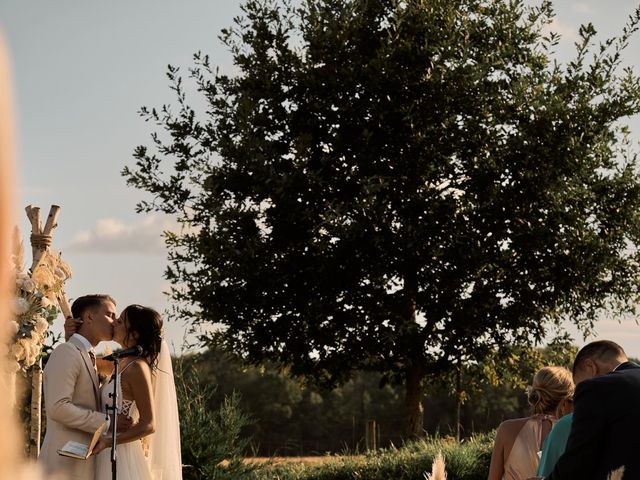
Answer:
[
  {"left": 488, "top": 366, "right": 574, "bottom": 480},
  {"left": 535, "top": 409, "right": 573, "bottom": 476},
  {"left": 544, "top": 340, "right": 640, "bottom": 480}
]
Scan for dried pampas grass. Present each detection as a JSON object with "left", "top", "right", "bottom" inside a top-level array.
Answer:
[
  {"left": 607, "top": 466, "right": 625, "bottom": 480},
  {"left": 424, "top": 451, "right": 446, "bottom": 480}
]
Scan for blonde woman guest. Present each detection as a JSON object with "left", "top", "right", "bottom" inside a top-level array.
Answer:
[{"left": 488, "top": 366, "right": 574, "bottom": 480}]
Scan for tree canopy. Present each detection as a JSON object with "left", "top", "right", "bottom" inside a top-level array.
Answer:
[{"left": 124, "top": 0, "right": 640, "bottom": 436}]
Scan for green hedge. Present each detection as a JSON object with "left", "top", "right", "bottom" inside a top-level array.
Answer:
[{"left": 254, "top": 433, "right": 494, "bottom": 480}]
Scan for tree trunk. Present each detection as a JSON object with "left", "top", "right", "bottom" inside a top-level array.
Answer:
[
  {"left": 365, "top": 419, "right": 377, "bottom": 451},
  {"left": 455, "top": 362, "right": 462, "bottom": 441},
  {"left": 29, "top": 360, "right": 42, "bottom": 459},
  {"left": 402, "top": 261, "right": 424, "bottom": 439},
  {"left": 404, "top": 363, "right": 424, "bottom": 439}
]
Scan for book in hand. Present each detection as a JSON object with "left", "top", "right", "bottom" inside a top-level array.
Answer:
[{"left": 57, "top": 422, "right": 106, "bottom": 459}]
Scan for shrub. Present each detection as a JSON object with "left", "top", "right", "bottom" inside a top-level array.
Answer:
[
  {"left": 254, "top": 433, "right": 494, "bottom": 480},
  {"left": 176, "top": 359, "right": 256, "bottom": 479}
]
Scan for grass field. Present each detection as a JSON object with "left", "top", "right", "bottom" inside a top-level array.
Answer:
[
  {"left": 247, "top": 435, "right": 494, "bottom": 480},
  {"left": 245, "top": 456, "right": 364, "bottom": 465}
]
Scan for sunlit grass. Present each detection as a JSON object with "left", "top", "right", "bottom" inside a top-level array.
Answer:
[{"left": 253, "top": 433, "right": 494, "bottom": 480}]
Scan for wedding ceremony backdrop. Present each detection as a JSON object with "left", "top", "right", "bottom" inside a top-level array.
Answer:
[
  {"left": 9, "top": 205, "right": 72, "bottom": 459},
  {"left": 3, "top": 0, "right": 640, "bottom": 479}
]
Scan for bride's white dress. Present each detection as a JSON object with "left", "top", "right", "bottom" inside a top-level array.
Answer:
[
  {"left": 94, "top": 340, "right": 182, "bottom": 480},
  {"left": 95, "top": 362, "right": 155, "bottom": 480}
]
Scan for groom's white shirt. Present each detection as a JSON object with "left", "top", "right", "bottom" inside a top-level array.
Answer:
[
  {"left": 70, "top": 333, "right": 113, "bottom": 428},
  {"left": 38, "top": 334, "right": 106, "bottom": 479},
  {"left": 72, "top": 332, "right": 94, "bottom": 356}
]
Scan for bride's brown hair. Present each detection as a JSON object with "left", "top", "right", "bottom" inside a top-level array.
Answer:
[{"left": 121, "top": 305, "right": 163, "bottom": 370}]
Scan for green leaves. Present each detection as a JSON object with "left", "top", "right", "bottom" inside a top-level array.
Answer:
[
  {"left": 125, "top": 0, "right": 640, "bottom": 435},
  {"left": 175, "top": 359, "right": 255, "bottom": 479}
]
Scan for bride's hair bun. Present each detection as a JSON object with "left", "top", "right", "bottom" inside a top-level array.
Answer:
[
  {"left": 121, "top": 304, "right": 164, "bottom": 371},
  {"left": 527, "top": 366, "right": 574, "bottom": 415}
]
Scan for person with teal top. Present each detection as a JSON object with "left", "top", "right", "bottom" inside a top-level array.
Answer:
[{"left": 536, "top": 412, "right": 573, "bottom": 477}]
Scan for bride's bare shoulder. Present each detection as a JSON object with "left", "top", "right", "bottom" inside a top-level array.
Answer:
[{"left": 122, "top": 358, "right": 152, "bottom": 379}]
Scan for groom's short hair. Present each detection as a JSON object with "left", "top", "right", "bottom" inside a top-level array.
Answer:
[
  {"left": 71, "top": 294, "right": 116, "bottom": 319},
  {"left": 572, "top": 340, "right": 627, "bottom": 374}
]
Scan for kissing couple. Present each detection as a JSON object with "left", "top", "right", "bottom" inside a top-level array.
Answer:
[{"left": 36, "top": 294, "right": 182, "bottom": 480}]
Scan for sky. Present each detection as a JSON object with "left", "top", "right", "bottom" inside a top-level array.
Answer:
[{"left": 1, "top": 0, "right": 640, "bottom": 356}]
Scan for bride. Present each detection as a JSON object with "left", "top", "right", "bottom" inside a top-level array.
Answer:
[{"left": 92, "top": 304, "right": 182, "bottom": 479}]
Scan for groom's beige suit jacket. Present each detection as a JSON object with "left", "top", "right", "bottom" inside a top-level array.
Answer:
[{"left": 38, "top": 334, "right": 106, "bottom": 479}]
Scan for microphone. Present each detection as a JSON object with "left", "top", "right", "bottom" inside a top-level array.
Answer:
[{"left": 103, "top": 345, "right": 143, "bottom": 361}]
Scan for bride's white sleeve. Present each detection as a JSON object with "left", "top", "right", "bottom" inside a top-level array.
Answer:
[{"left": 148, "top": 340, "right": 183, "bottom": 479}]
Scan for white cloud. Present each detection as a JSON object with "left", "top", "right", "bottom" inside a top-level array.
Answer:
[
  {"left": 572, "top": 2, "right": 595, "bottom": 14},
  {"left": 66, "top": 215, "right": 177, "bottom": 255}
]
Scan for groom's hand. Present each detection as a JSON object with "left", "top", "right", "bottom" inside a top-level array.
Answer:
[
  {"left": 117, "top": 413, "right": 133, "bottom": 432},
  {"left": 92, "top": 436, "right": 111, "bottom": 456},
  {"left": 64, "top": 316, "right": 83, "bottom": 341}
]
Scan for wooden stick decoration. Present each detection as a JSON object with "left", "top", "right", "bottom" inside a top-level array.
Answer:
[
  {"left": 25, "top": 204, "right": 59, "bottom": 271},
  {"left": 57, "top": 291, "right": 73, "bottom": 326},
  {"left": 25, "top": 204, "right": 61, "bottom": 460},
  {"left": 28, "top": 362, "right": 42, "bottom": 460}
]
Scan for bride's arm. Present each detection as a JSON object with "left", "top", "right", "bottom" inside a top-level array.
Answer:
[{"left": 93, "top": 360, "right": 156, "bottom": 454}]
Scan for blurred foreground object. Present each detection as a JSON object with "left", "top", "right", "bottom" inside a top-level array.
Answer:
[{"left": 0, "top": 31, "right": 46, "bottom": 480}]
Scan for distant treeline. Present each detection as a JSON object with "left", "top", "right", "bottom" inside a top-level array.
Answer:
[{"left": 178, "top": 346, "right": 574, "bottom": 456}]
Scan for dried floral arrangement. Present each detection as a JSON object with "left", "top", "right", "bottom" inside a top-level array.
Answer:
[{"left": 6, "top": 229, "right": 71, "bottom": 373}]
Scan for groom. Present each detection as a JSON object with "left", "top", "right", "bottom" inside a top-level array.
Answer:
[{"left": 38, "top": 294, "right": 116, "bottom": 479}]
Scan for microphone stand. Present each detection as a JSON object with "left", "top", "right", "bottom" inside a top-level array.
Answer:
[
  {"left": 106, "top": 355, "right": 120, "bottom": 480},
  {"left": 103, "top": 345, "right": 142, "bottom": 480}
]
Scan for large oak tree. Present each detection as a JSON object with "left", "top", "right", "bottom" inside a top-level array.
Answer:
[{"left": 124, "top": 0, "right": 640, "bottom": 437}]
